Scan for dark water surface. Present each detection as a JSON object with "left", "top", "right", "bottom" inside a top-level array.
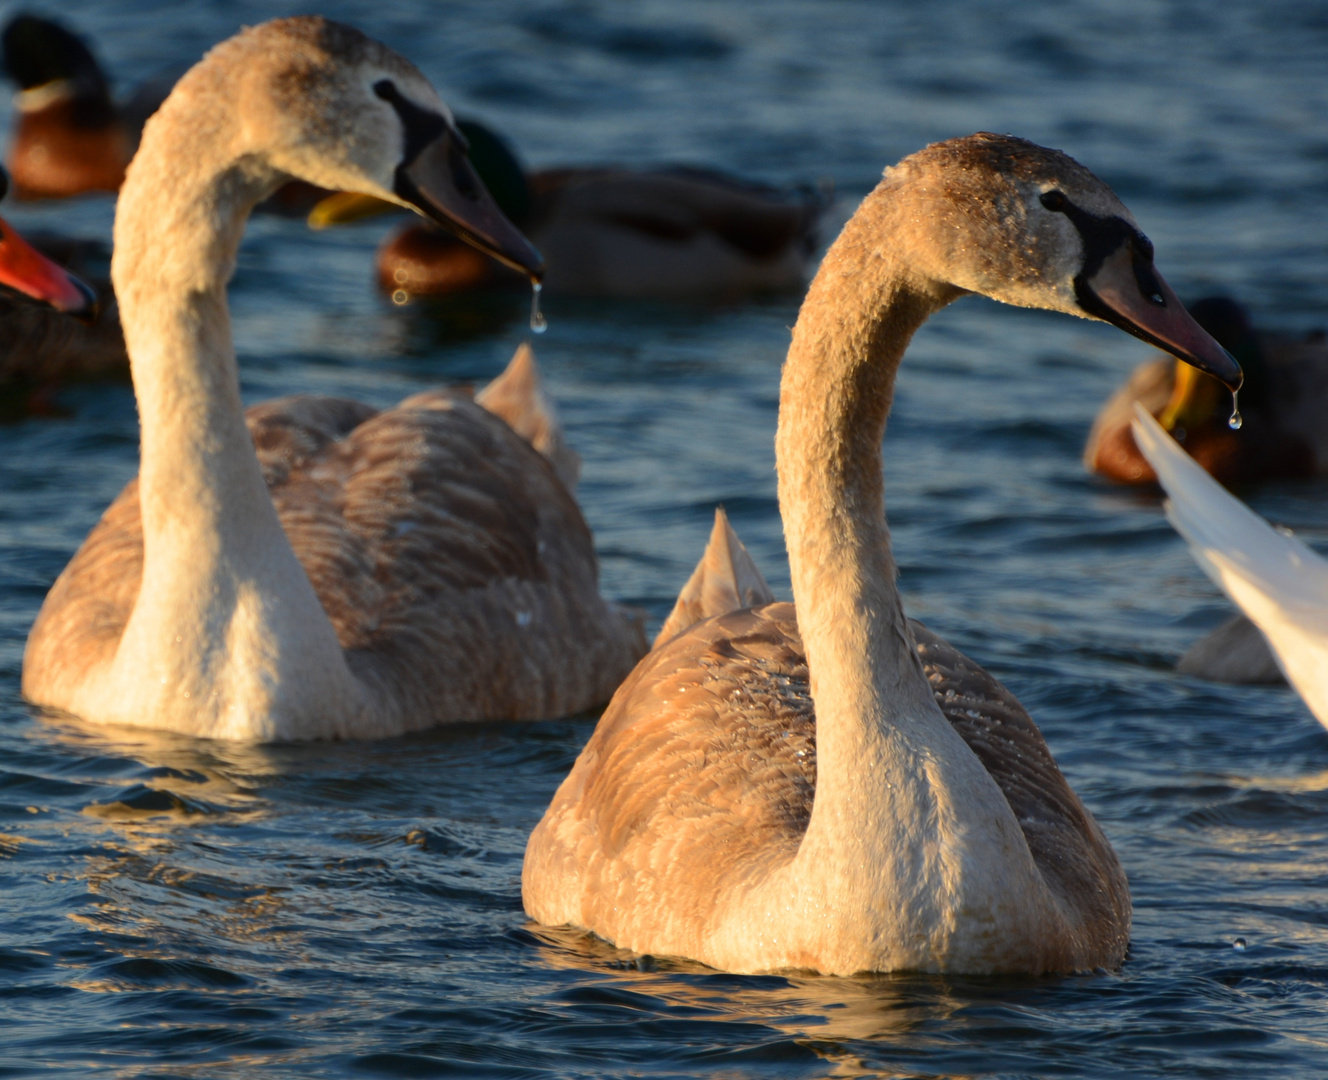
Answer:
[{"left": 2, "top": 1, "right": 1328, "bottom": 1076}]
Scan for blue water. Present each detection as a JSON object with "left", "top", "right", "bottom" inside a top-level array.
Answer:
[{"left": 3, "top": 0, "right": 1328, "bottom": 1076}]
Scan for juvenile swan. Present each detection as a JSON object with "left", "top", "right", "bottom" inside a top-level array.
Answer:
[
  {"left": 22, "top": 19, "right": 645, "bottom": 741},
  {"left": 523, "top": 134, "right": 1242, "bottom": 975}
]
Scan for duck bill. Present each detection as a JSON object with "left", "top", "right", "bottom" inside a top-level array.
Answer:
[
  {"left": 308, "top": 191, "right": 398, "bottom": 230},
  {"left": 0, "top": 213, "right": 97, "bottom": 317},
  {"left": 1077, "top": 244, "right": 1242, "bottom": 393},
  {"left": 394, "top": 128, "right": 544, "bottom": 281}
]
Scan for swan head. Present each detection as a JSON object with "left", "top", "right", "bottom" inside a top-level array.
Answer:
[
  {"left": 885, "top": 133, "right": 1242, "bottom": 392},
  {"left": 178, "top": 17, "right": 543, "bottom": 280}
]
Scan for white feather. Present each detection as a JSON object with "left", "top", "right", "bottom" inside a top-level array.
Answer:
[{"left": 1132, "top": 403, "right": 1328, "bottom": 727}]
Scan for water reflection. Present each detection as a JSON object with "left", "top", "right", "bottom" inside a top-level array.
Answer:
[{"left": 525, "top": 921, "right": 1074, "bottom": 1076}]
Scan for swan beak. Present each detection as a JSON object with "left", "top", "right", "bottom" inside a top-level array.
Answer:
[
  {"left": 0, "top": 213, "right": 98, "bottom": 318},
  {"left": 394, "top": 127, "right": 545, "bottom": 281},
  {"left": 1079, "top": 244, "right": 1243, "bottom": 393}
]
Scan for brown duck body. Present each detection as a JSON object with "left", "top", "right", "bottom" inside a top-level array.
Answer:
[
  {"left": 381, "top": 166, "right": 824, "bottom": 301},
  {"left": 2, "top": 14, "right": 137, "bottom": 199},
  {"left": 1086, "top": 330, "right": 1328, "bottom": 487},
  {"left": 0, "top": 235, "right": 125, "bottom": 388},
  {"left": 9, "top": 93, "right": 130, "bottom": 199}
]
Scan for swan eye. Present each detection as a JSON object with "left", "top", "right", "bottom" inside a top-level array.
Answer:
[{"left": 1039, "top": 189, "right": 1068, "bottom": 212}]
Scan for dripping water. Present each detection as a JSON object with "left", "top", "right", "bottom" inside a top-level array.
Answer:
[
  {"left": 530, "top": 280, "right": 547, "bottom": 334},
  {"left": 1229, "top": 386, "right": 1242, "bottom": 430}
]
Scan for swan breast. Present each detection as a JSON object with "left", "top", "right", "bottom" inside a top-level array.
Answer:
[{"left": 525, "top": 602, "right": 1129, "bottom": 961}]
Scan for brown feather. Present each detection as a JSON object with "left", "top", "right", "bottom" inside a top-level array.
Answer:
[
  {"left": 25, "top": 393, "right": 646, "bottom": 727},
  {"left": 528, "top": 602, "right": 1128, "bottom": 956}
]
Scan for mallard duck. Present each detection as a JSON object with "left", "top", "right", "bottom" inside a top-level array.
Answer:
[
  {"left": 1086, "top": 296, "right": 1327, "bottom": 486},
  {"left": 312, "top": 119, "right": 827, "bottom": 302}
]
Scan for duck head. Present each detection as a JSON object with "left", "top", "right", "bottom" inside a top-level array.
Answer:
[{"left": 884, "top": 133, "right": 1242, "bottom": 392}]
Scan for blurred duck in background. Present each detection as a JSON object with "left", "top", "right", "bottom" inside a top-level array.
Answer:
[
  {"left": 311, "top": 118, "right": 829, "bottom": 302},
  {"left": 1133, "top": 406, "right": 1328, "bottom": 727},
  {"left": 2, "top": 12, "right": 330, "bottom": 214},
  {"left": 1086, "top": 296, "right": 1328, "bottom": 487},
  {"left": 0, "top": 162, "right": 95, "bottom": 312},
  {"left": 0, "top": 12, "right": 165, "bottom": 198}
]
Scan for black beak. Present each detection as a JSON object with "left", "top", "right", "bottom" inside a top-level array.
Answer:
[
  {"left": 393, "top": 126, "right": 545, "bottom": 280},
  {"left": 1076, "top": 238, "right": 1243, "bottom": 393},
  {"left": 372, "top": 81, "right": 543, "bottom": 281}
]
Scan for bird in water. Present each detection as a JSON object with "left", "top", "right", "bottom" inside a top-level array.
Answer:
[
  {"left": 0, "top": 215, "right": 125, "bottom": 402},
  {"left": 22, "top": 18, "right": 645, "bottom": 742},
  {"left": 1, "top": 13, "right": 335, "bottom": 214},
  {"left": 0, "top": 12, "right": 157, "bottom": 198},
  {"left": 523, "top": 133, "right": 1242, "bottom": 976},
  {"left": 310, "top": 119, "right": 828, "bottom": 303}
]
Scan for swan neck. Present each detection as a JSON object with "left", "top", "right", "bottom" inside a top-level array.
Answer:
[
  {"left": 111, "top": 98, "right": 278, "bottom": 533},
  {"left": 776, "top": 187, "right": 962, "bottom": 844}
]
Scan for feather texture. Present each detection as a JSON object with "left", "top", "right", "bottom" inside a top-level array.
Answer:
[
  {"left": 526, "top": 602, "right": 1128, "bottom": 965},
  {"left": 1132, "top": 404, "right": 1328, "bottom": 726},
  {"left": 26, "top": 364, "right": 646, "bottom": 734}
]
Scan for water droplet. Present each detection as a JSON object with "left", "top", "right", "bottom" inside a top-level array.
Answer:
[
  {"left": 1233, "top": 937, "right": 1247, "bottom": 951},
  {"left": 392, "top": 289, "right": 409, "bottom": 306},
  {"left": 529, "top": 280, "right": 547, "bottom": 334},
  {"left": 1228, "top": 388, "right": 1242, "bottom": 430}
]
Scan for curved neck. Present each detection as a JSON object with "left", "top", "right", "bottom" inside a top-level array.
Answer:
[
  {"left": 776, "top": 187, "right": 992, "bottom": 869},
  {"left": 101, "top": 94, "right": 362, "bottom": 740},
  {"left": 777, "top": 188, "right": 956, "bottom": 754},
  {"left": 112, "top": 105, "right": 275, "bottom": 536}
]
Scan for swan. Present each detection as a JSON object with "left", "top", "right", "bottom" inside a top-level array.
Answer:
[
  {"left": 523, "top": 133, "right": 1243, "bottom": 975},
  {"left": 21, "top": 17, "right": 646, "bottom": 741},
  {"left": 1132, "top": 406, "right": 1328, "bottom": 727},
  {"left": 1086, "top": 296, "right": 1328, "bottom": 486},
  {"left": 311, "top": 120, "right": 827, "bottom": 302}
]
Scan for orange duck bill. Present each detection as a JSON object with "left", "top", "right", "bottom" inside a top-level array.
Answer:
[{"left": 0, "top": 213, "right": 97, "bottom": 316}]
